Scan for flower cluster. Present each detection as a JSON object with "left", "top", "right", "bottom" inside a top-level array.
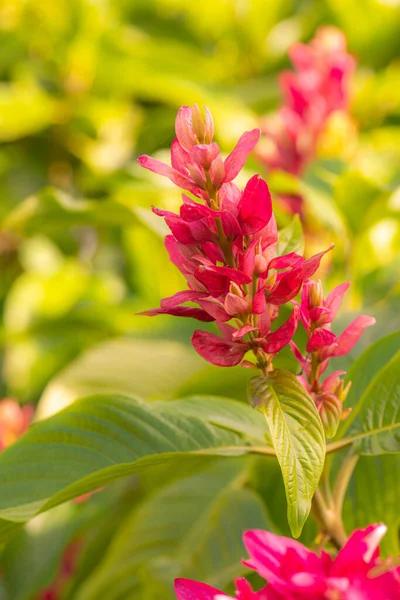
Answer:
[
  {"left": 0, "top": 398, "right": 33, "bottom": 451},
  {"left": 175, "top": 525, "right": 400, "bottom": 600},
  {"left": 291, "top": 280, "right": 375, "bottom": 437},
  {"left": 256, "top": 27, "right": 355, "bottom": 214},
  {"left": 138, "top": 105, "right": 332, "bottom": 372}
]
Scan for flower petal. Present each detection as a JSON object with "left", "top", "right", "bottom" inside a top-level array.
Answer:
[
  {"left": 306, "top": 328, "right": 337, "bottom": 352},
  {"left": 330, "top": 315, "right": 376, "bottom": 357},
  {"left": 224, "top": 129, "right": 261, "bottom": 182},
  {"left": 238, "top": 175, "right": 272, "bottom": 235},
  {"left": 174, "top": 578, "right": 223, "bottom": 600},
  {"left": 191, "top": 330, "right": 248, "bottom": 366}
]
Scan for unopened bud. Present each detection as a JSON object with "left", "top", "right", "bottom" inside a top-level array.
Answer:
[
  {"left": 254, "top": 254, "right": 268, "bottom": 276},
  {"left": 175, "top": 106, "right": 199, "bottom": 151},
  {"left": 317, "top": 393, "right": 342, "bottom": 438},
  {"left": 224, "top": 292, "right": 248, "bottom": 316},
  {"left": 191, "top": 143, "right": 220, "bottom": 170},
  {"left": 204, "top": 106, "right": 214, "bottom": 144},
  {"left": 191, "top": 104, "right": 206, "bottom": 142},
  {"left": 264, "top": 269, "right": 277, "bottom": 289},
  {"left": 210, "top": 154, "right": 225, "bottom": 189},
  {"left": 310, "top": 279, "right": 324, "bottom": 308},
  {"left": 187, "top": 164, "right": 206, "bottom": 188}
]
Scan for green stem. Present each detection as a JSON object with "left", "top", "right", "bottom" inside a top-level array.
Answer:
[
  {"left": 311, "top": 488, "right": 348, "bottom": 550},
  {"left": 333, "top": 451, "right": 359, "bottom": 516}
]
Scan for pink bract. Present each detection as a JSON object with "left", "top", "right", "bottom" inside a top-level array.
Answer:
[{"left": 174, "top": 526, "right": 400, "bottom": 600}]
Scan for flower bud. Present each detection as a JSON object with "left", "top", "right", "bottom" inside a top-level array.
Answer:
[
  {"left": 191, "top": 143, "right": 220, "bottom": 170},
  {"left": 224, "top": 285, "right": 249, "bottom": 316},
  {"left": 264, "top": 269, "right": 277, "bottom": 289},
  {"left": 309, "top": 279, "right": 324, "bottom": 308},
  {"left": 317, "top": 393, "right": 342, "bottom": 438},
  {"left": 254, "top": 254, "right": 268, "bottom": 275},
  {"left": 210, "top": 154, "right": 225, "bottom": 189},
  {"left": 191, "top": 104, "right": 207, "bottom": 142}
]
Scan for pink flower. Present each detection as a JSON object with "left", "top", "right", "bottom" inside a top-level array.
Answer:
[
  {"left": 242, "top": 525, "right": 400, "bottom": 599},
  {"left": 174, "top": 526, "right": 400, "bottom": 600},
  {"left": 175, "top": 579, "right": 223, "bottom": 600},
  {"left": 0, "top": 398, "right": 34, "bottom": 451},
  {"left": 256, "top": 27, "right": 356, "bottom": 214}
]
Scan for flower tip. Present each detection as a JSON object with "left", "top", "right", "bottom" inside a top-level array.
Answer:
[{"left": 363, "top": 524, "right": 388, "bottom": 563}]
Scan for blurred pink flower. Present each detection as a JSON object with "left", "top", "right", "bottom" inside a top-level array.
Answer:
[
  {"left": 256, "top": 27, "right": 356, "bottom": 213},
  {"left": 0, "top": 398, "right": 33, "bottom": 451},
  {"left": 175, "top": 525, "right": 400, "bottom": 600}
]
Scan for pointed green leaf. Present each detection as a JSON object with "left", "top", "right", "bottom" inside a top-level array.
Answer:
[
  {"left": 248, "top": 369, "right": 325, "bottom": 537},
  {"left": 77, "top": 460, "right": 270, "bottom": 600},
  {"left": 345, "top": 350, "right": 400, "bottom": 454}
]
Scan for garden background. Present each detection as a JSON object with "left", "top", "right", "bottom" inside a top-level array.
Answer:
[{"left": 0, "top": 0, "right": 400, "bottom": 598}]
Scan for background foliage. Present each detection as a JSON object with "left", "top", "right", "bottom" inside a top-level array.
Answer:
[{"left": 0, "top": 0, "right": 399, "bottom": 598}]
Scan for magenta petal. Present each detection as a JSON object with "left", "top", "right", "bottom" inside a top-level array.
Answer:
[
  {"left": 269, "top": 252, "right": 303, "bottom": 271},
  {"left": 138, "top": 155, "right": 205, "bottom": 199},
  {"left": 238, "top": 175, "right": 272, "bottom": 235},
  {"left": 224, "top": 129, "right": 261, "bottom": 182},
  {"left": 174, "top": 578, "right": 223, "bottom": 600},
  {"left": 153, "top": 207, "right": 198, "bottom": 245},
  {"left": 331, "top": 315, "right": 376, "bottom": 357},
  {"left": 263, "top": 307, "right": 300, "bottom": 354},
  {"left": 302, "top": 245, "right": 334, "bottom": 278},
  {"left": 160, "top": 290, "right": 207, "bottom": 308},
  {"left": 232, "top": 325, "right": 258, "bottom": 339},
  {"left": 243, "top": 529, "right": 312, "bottom": 586},
  {"left": 268, "top": 268, "right": 304, "bottom": 305},
  {"left": 190, "top": 142, "right": 220, "bottom": 169},
  {"left": 195, "top": 265, "right": 251, "bottom": 298},
  {"left": 138, "top": 306, "right": 214, "bottom": 321},
  {"left": 180, "top": 196, "right": 220, "bottom": 222},
  {"left": 306, "top": 328, "right": 337, "bottom": 352},
  {"left": 221, "top": 210, "right": 242, "bottom": 240},
  {"left": 198, "top": 298, "right": 231, "bottom": 322},
  {"left": 324, "top": 282, "right": 350, "bottom": 321},
  {"left": 175, "top": 106, "right": 198, "bottom": 151},
  {"left": 171, "top": 138, "right": 191, "bottom": 174},
  {"left": 191, "top": 330, "right": 248, "bottom": 366}
]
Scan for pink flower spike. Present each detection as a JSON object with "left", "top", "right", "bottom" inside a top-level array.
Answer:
[
  {"left": 237, "top": 175, "right": 272, "bottom": 235},
  {"left": 191, "top": 330, "right": 248, "bottom": 366},
  {"left": 224, "top": 129, "right": 261, "bottom": 182},
  {"left": 330, "top": 315, "right": 376, "bottom": 357},
  {"left": 174, "top": 578, "right": 223, "bottom": 600}
]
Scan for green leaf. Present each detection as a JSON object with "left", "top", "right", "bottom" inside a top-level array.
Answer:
[
  {"left": 344, "top": 350, "right": 400, "bottom": 454},
  {"left": 339, "top": 330, "right": 400, "bottom": 433},
  {"left": 157, "top": 396, "right": 269, "bottom": 444},
  {"left": 0, "top": 395, "right": 269, "bottom": 533},
  {"left": 76, "top": 460, "right": 269, "bottom": 600},
  {"left": 2, "top": 188, "right": 136, "bottom": 235},
  {"left": 277, "top": 215, "right": 304, "bottom": 256},
  {"left": 248, "top": 369, "right": 325, "bottom": 537},
  {"left": 343, "top": 454, "right": 400, "bottom": 557}
]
